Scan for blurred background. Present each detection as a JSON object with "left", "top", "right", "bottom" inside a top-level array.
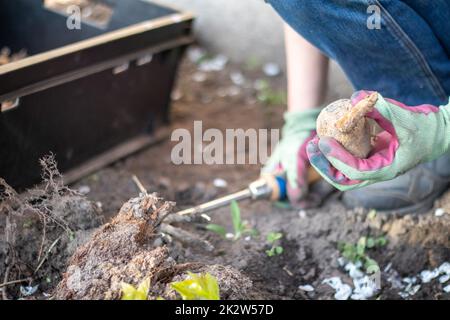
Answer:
[{"left": 160, "top": 0, "right": 353, "bottom": 98}]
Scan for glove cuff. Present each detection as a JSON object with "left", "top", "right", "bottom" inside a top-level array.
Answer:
[
  {"left": 440, "top": 98, "right": 450, "bottom": 153},
  {"left": 283, "top": 108, "right": 321, "bottom": 135}
]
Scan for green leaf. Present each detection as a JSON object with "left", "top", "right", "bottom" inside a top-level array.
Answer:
[
  {"left": 366, "top": 237, "right": 376, "bottom": 249},
  {"left": 356, "top": 237, "right": 367, "bottom": 256},
  {"left": 206, "top": 224, "right": 227, "bottom": 238},
  {"left": 243, "top": 228, "right": 259, "bottom": 237},
  {"left": 230, "top": 201, "right": 242, "bottom": 238},
  {"left": 171, "top": 272, "right": 220, "bottom": 300},
  {"left": 275, "top": 246, "right": 283, "bottom": 255},
  {"left": 244, "top": 56, "right": 260, "bottom": 71},
  {"left": 375, "top": 236, "right": 388, "bottom": 247},
  {"left": 365, "top": 258, "right": 380, "bottom": 274},
  {"left": 267, "top": 232, "right": 283, "bottom": 243},
  {"left": 121, "top": 278, "right": 150, "bottom": 300},
  {"left": 68, "top": 231, "right": 76, "bottom": 242},
  {"left": 266, "top": 249, "right": 274, "bottom": 257},
  {"left": 367, "top": 209, "right": 377, "bottom": 220}
]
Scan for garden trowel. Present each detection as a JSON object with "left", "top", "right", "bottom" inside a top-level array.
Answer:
[{"left": 175, "top": 167, "right": 323, "bottom": 217}]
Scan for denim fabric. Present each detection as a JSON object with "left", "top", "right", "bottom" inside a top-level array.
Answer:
[{"left": 267, "top": 0, "right": 450, "bottom": 106}]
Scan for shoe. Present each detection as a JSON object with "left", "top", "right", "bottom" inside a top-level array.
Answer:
[{"left": 342, "top": 153, "right": 450, "bottom": 214}]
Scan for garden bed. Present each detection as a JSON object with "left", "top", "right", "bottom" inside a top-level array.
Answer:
[{"left": 1, "top": 48, "right": 449, "bottom": 300}]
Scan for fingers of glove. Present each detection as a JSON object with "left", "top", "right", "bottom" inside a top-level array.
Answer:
[
  {"left": 285, "top": 132, "right": 317, "bottom": 203},
  {"left": 317, "top": 135, "right": 399, "bottom": 178},
  {"left": 306, "top": 136, "right": 364, "bottom": 190}
]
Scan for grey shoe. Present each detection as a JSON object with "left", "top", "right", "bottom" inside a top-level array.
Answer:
[{"left": 342, "top": 153, "right": 450, "bottom": 214}]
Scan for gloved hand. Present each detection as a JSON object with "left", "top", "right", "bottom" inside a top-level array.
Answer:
[
  {"left": 307, "top": 91, "right": 450, "bottom": 191},
  {"left": 262, "top": 109, "right": 320, "bottom": 206}
]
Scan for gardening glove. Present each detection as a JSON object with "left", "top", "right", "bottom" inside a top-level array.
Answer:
[
  {"left": 307, "top": 90, "right": 450, "bottom": 191},
  {"left": 262, "top": 108, "right": 320, "bottom": 207}
]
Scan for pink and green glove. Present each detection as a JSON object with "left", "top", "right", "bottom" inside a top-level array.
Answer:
[
  {"left": 262, "top": 109, "right": 320, "bottom": 205},
  {"left": 307, "top": 91, "right": 450, "bottom": 191}
]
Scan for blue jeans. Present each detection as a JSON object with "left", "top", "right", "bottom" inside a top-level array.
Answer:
[{"left": 267, "top": 0, "right": 450, "bottom": 106}]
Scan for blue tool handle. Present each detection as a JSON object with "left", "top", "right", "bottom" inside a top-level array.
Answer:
[{"left": 275, "top": 176, "right": 288, "bottom": 201}]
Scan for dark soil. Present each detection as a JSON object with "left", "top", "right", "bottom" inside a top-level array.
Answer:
[{"left": 1, "top": 48, "right": 449, "bottom": 300}]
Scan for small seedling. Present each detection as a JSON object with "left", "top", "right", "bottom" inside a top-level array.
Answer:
[
  {"left": 255, "top": 79, "right": 287, "bottom": 106},
  {"left": 121, "top": 278, "right": 150, "bottom": 300},
  {"left": 338, "top": 236, "right": 388, "bottom": 273},
  {"left": 206, "top": 201, "right": 257, "bottom": 241},
  {"left": 244, "top": 56, "right": 261, "bottom": 71},
  {"left": 367, "top": 209, "right": 377, "bottom": 220},
  {"left": 266, "top": 232, "right": 283, "bottom": 257},
  {"left": 205, "top": 224, "right": 227, "bottom": 238},
  {"left": 171, "top": 272, "right": 220, "bottom": 300}
]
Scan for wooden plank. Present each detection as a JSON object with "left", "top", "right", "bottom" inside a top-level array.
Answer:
[
  {"left": 62, "top": 127, "right": 171, "bottom": 185},
  {"left": 0, "top": 11, "right": 194, "bottom": 75}
]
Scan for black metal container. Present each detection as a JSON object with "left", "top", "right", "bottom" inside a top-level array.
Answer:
[{"left": 0, "top": 0, "right": 194, "bottom": 189}]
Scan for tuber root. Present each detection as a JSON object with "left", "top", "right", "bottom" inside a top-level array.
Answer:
[{"left": 316, "top": 92, "right": 378, "bottom": 158}]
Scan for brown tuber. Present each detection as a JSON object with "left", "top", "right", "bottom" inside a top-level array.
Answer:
[{"left": 316, "top": 92, "right": 378, "bottom": 158}]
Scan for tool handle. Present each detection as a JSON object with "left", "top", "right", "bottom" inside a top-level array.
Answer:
[
  {"left": 274, "top": 176, "right": 287, "bottom": 201},
  {"left": 260, "top": 166, "right": 321, "bottom": 201}
]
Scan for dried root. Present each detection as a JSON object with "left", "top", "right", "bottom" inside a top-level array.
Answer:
[{"left": 0, "top": 154, "right": 102, "bottom": 299}]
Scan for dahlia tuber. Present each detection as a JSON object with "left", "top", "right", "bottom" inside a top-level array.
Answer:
[{"left": 316, "top": 92, "right": 378, "bottom": 158}]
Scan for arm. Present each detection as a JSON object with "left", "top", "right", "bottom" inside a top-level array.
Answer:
[
  {"left": 262, "top": 24, "right": 329, "bottom": 207},
  {"left": 284, "top": 23, "right": 329, "bottom": 112}
]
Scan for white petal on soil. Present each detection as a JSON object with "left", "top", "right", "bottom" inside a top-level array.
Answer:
[
  {"left": 213, "top": 178, "right": 228, "bottom": 188},
  {"left": 402, "top": 277, "right": 417, "bottom": 284},
  {"left": 199, "top": 55, "right": 228, "bottom": 72},
  {"left": 225, "top": 233, "right": 234, "bottom": 240},
  {"left": 322, "top": 277, "right": 342, "bottom": 289},
  {"left": 439, "top": 274, "right": 450, "bottom": 284},
  {"left": 420, "top": 269, "right": 440, "bottom": 283},
  {"left": 345, "top": 262, "right": 364, "bottom": 279},
  {"left": 384, "top": 262, "right": 392, "bottom": 273},
  {"left": 337, "top": 257, "right": 346, "bottom": 267},
  {"left": 298, "top": 210, "right": 306, "bottom": 219},
  {"left": 444, "top": 284, "right": 450, "bottom": 293},
  {"left": 334, "top": 284, "right": 352, "bottom": 300},
  {"left": 263, "top": 62, "right": 281, "bottom": 77},
  {"left": 438, "top": 262, "right": 450, "bottom": 275},
  {"left": 298, "top": 285, "right": 314, "bottom": 292},
  {"left": 404, "top": 284, "right": 421, "bottom": 296},
  {"left": 434, "top": 208, "right": 445, "bottom": 217},
  {"left": 188, "top": 47, "right": 205, "bottom": 63},
  {"left": 20, "top": 285, "right": 39, "bottom": 297},
  {"left": 322, "top": 277, "right": 352, "bottom": 300},
  {"left": 230, "top": 71, "right": 245, "bottom": 86},
  {"left": 351, "top": 276, "right": 378, "bottom": 300},
  {"left": 78, "top": 185, "right": 90, "bottom": 195},
  {"left": 187, "top": 47, "right": 206, "bottom": 63},
  {"left": 387, "top": 273, "right": 404, "bottom": 289}
]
